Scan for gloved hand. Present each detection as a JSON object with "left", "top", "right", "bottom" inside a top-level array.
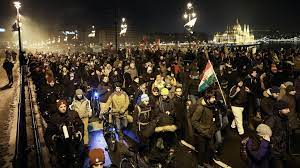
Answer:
[
  {"left": 51, "top": 134, "right": 58, "bottom": 141},
  {"left": 75, "top": 131, "right": 82, "bottom": 141}
]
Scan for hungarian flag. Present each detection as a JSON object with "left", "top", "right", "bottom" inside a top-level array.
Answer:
[{"left": 198, "top": 60, "right": 216, "bottom": 92}]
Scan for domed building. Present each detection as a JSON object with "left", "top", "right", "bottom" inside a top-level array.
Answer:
[{"left": 213, "top": 19, "right": 255, "bottom": 45}]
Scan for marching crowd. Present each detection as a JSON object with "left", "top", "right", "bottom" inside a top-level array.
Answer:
[{"left": 6, "top": 45, "right": 300, "bottom": 168}]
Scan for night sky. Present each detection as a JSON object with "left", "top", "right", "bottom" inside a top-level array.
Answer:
[{"left": 0, "top": 0, "right": 299, "bottom": 34}]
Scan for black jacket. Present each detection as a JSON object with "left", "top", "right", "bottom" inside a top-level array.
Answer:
[
  {"left": 264, "top": 112, "right": 289, "bottom": 158},
  {"left": 229, "top": 85, "right": 248, "bottom": 107},
  {"left": 44, "top": 110, "right": 84, "bottom": 151}
]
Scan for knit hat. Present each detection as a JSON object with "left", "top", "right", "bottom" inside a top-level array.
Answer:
[
  {"left": 56, "top": 99, "right": 68, "bottom": 109},
  {"left": 270, "top": 86, "right": 280, "bottom": 94},
  {"left": 89, "top": 148, "right": 105, "bottom": 166},
  {"left": 256, "top": 124, "right": 272, "bottom": 137},
  {"left": 160, "top": 88, "right": 169, "bottom": 96},
  {"left": 286, "top": 85, "right": 295, "bottom": 93},
  {"left": 75, "top": 89, "right": 84, "bottom": 96},
  {"left": 284, "top": 81, "right": 293, "bottom": 87},
  {"left": 140, "top": 94, "right": 150, "bottom": 102},
  {"left": 274, "top": 100, "right": 289, "bottom": 111}
]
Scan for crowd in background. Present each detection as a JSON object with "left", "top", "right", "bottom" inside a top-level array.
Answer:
[{"left": 8, "top": 45, "right": 300, "bottom": 168}]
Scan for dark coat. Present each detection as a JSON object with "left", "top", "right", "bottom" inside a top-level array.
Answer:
[
  {"left": 191, "top": 98, "right": 217, "bottom": 139},
  {"left": 97, "top": 82, "right": 113, "bottom": 103},
  {"left": 264, "top": 112, "right": 289, "bottom": 158},
  {"left": 260, "top": 92, "right": 277, "bottom": 118},
  {"left": 281, "top": 94, "right": 298, "bottom": 129},
  {"left": 246, "top": 135, "right": 271, "bottom": 168},
  {"left": 229, "top": 85, "right": 248, "bottom": 107},
  {"left": 44, "top": 110, "right": 84, "bottom": 151}
]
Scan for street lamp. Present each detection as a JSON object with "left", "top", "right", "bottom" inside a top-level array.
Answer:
[
  {"left": 13, "top": 1, "right": 22, "bottom": 53},
  {"left": 183, "top": 2, "right": 197, "bottom": 34},
  {"left": 120, "top": 17, "right": 127, "bottom": 36}
]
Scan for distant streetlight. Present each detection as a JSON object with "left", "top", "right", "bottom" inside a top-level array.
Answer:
[
  {"left": 120, "top": 17, "right": 127, "bottom": 37},
  {"left": 183, "top": 2, "right": 197, "bottom": 34},
  {"left": 13, "top": 1, "right": 22, "bottom": 54}
]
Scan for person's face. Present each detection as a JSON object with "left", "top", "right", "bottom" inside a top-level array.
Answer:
[
  {"left": 77, "top": 94, "right": 83, "bottom": 99},
  {"left": 156, "top": 75, "right": 162, "bottom": 81},
  {"left": 289, "top": 91, "right": 296, "bottom": 96},
  {"left": 162, "top": 95, "right": 168, "bottom": 100},
  {"left": 62, "top": 67, "right": 67, "bottom": 72},
  {"left": 251, "top": 71, "right": 257, "bottom": 77},
  {"left": 238, "top": 81, "right": 243, "bottom": 87},
  {"left": 208, "top": 96, "right": 216, "bottom": 104},
  {"left": 49, "top": 81, "right": 55, "bottom": 87},
  {"left": 272, "top": 93, "right": 279, "bottom": 99},
  {"left": 280, "top": 108, "right": 290, "bottom": 116},
  {"left": 92, "top": 162, "right": 104, "bottom": 168},
  {"left": 153, "top": 91, "right": 159, "bottom": 96},
  {"left": 103, "top": 77, "right": 109, "bottom": 83},
  {"left": 116, "top": 87, "right": 121, "bottom": 92},
  {"left": 58, "top": 104, "right": 67, "bottom": 113},
  {"left": 166, "top": 84, "right": 172, "bottom": 89},
  {"left": 143, "top": 100, "right": 149, "bottom": 106},
  {"left": 175, "top": 88, "right": 183, "bottom": 97},
  {"left": 130, "top": 63, "right": 135, "bottom": 68}
]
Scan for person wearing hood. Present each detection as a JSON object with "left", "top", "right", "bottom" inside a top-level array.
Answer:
[
  {"left": 260, "top": 86, "right": 280, "bottom": 119},
  {"left": 191, "top": 91, "right": 218, "bottom": 167},
  {"left": 229, "top": 77, "right": 249, "bottom": 136},
  {"left": 264, "top": 100, "right": 290, "bottom": 168},
  {"left": 70, "top": 89, "right": 92, "bottom": 146},
  {"left": 246, "top": 124, "right": 272, "bottom": 168}
]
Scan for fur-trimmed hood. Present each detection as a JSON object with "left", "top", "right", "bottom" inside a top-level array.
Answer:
[{"left": 155, "top": 125, "right": 177, "bottom": 132}]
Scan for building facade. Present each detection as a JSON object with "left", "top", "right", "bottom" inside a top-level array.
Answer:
[{"left": 213, "top": 19, "right": 255, "bottom": 44}]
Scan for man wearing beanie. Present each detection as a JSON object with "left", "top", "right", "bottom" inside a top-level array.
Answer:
[
  {"left": 44, "top": 99, "right": 84, "bottom": 167},
  {"left": 265, "top": 100, "right": 290, "bottom": 168},
  {"left": 89, "top": 148, "right": 105, "bottom": 168},
  {"left": 70, "top": 89, "right": 92, "bottom": 146}
]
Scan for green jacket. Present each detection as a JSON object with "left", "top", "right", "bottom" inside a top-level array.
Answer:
[{"left": 191, "top": 98, "right": 217, "bottom": 139}]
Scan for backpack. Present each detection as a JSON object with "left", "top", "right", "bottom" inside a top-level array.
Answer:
[{"left": 240, "top": 137, "right": 249, "bottom": 162}]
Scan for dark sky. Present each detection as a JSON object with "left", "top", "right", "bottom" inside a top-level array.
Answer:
[{"left": 0, "top": 0, "right": 299, "bottom": 34}]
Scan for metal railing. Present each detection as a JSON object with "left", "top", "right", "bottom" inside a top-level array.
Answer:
[
  {"left": 13, "top": 64, "right": 27, "bottom": 167},
  {"left": 27, "top": 73, "right": 44, "bottom": 168},
  {"left": 13, "top": 59, "right": 44, "bottom": 167}
]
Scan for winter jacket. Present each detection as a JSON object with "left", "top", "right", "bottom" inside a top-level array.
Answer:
[
  {"left": 191, "top": 98, "right": 217, "bottom": 139},
  {"left": 44, "top": 110, "right": 84, "bottom": 149},
  {"left": 246, "top": 135, "right": 271, "bottom": 168},
  {"left": 133, "top": 104, "right": 153, "bottom": 133},
  {"left": 281, "top": 94, "right": 298, "bottom": 129},
  {"left": 264, "top": 112, "right": 289, "bottom": 158},
  {"left": 260, "top": 91, "right": 277, "bottom": 118},
  {"left": 154, "top": 97, "right": 177, "bottom": 132},
  {"left": 70, "top": 97, "right": 92, "bottom": 119},
  {"left": 106, "top": 91, "right": 130, "bottom": 114},
  {"left": 229, "top": 85, "right": 248, "bottom": 107},
  {"left": 97, "top": 82, "right": 113, "bottom": 103}
]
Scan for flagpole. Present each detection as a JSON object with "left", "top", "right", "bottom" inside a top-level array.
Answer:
[{"left": 208, "top": 60, "right": 227, "bottom": 106}]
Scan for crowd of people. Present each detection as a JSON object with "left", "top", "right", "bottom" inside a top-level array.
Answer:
[{"left": 10, "top": 45, "right": 300, "bottom": 168}]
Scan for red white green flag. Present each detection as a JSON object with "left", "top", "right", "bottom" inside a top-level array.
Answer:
[{"left": 198, "top": 61, "right": 216, "bottom": 92}]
